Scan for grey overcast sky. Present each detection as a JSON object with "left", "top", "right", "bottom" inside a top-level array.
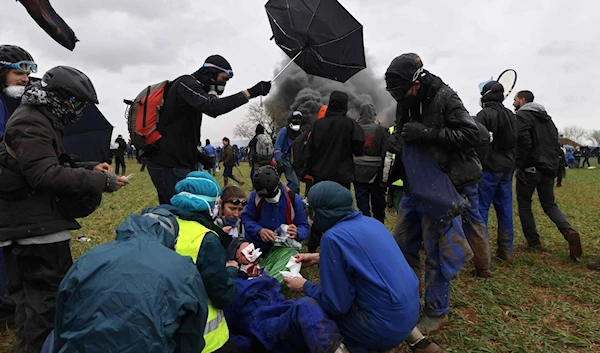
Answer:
[{"left": 2, "top": 0, "right": 599, "bottom": 144}]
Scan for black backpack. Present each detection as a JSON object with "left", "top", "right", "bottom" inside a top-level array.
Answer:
[{"left": 289, "top": 125, "right": 312, "bottom": 179}]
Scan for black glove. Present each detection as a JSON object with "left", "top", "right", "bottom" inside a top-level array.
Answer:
[
  {"left": 247, "top": 81, "right": 272, "bottom": 98},
  {"left": 388, "top": 133, "right": 403, "bottom": 155},
  {"left": 275, "top": 160, "right": 286, "bottom": 174},
  {"left": 401, "top": 123, "right": 438, "bottom": 143}
]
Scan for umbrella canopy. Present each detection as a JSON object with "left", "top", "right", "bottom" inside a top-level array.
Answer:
[
  {"left": 265, "top": 0, "right": 366, "bottom": 83},
  {"left": 19, "top": 0, "right": 78, "bottom": 51}
]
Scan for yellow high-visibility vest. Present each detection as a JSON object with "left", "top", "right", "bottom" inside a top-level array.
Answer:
[
  {"left": 175, "top": 218, "right": 229, "bottom": 353},
  {"left": 388, "top": 126, "right": 404, "bottom": 187}
]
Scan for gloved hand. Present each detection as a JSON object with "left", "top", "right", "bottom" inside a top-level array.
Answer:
[
  {"left": 275, "top": 160, "right": 286, "bottom": 174},
  {"left": 104, "top": 173, "right": 129, "bottom": 192},
  {"left": 248, "top": 81, "right": 272, "bottom": 98},
  {"left": 401, "top": 122, "right": 438, "bottom": 143},
  {"left": 388, "top": 133, "right": 403, "bottom": 154}
]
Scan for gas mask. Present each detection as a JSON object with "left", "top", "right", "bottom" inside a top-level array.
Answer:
[
  {"left": 3, "top": 85, "right": 26, "bottom": 98},
  {"left": 208, "top": 79, "right": 227, "bottom": 96}
]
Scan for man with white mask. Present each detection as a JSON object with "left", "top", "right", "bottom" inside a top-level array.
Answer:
[
  {"left": 274, "top": 110, "right": 303, "bottom": 193},
  {"left": 0, "top": 45, "right": 36, "bottom": 140}
]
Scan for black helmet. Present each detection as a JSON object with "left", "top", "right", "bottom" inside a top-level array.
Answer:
[
  {"left": 42, "top": 66, "right": 99, "bottom": 104},
  {"left": 0, "top": 45, "right": 34, "bottom": 64},
  {"left": 253, "top": 166, "right": 281, "bottom": 198}
]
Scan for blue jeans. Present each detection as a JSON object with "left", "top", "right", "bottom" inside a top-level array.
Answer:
[
  {"left": 353, "top": 182, "right": 386, "bottom": 223},
  {"left": 395, "top": 193, "right": 467, "bottom": 317},
  {"left": 146, "top": 160, "right": 190, "bottom": 205},
  {"left": 283, "top": 160, "right": 299, "bottom": 194},
  {"left": 461, "top": 184, "right": 491, "bottom": 272},
  {"left": 478, "top": 172, "right": 514, "bottom": 260}
]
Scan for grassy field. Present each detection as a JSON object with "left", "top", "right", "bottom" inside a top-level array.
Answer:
[{"left": 1, "top": 159, "right": 599, "bottom": 353}]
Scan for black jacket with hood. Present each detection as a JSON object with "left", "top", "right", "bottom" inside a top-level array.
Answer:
[
  {"left": 515, "top": 102, "right": 560, "bottom": 176},
  {"left": 390, "top": 74, "right": 482, "bottom": 190},
  {"left": 146, "top": 73, "right": 249, "bottom": 170},
  {"left": 353, "top": 103, "right": 389, "bottom": 184},
  {"left": 475, "top": 101, "right": 518, "bottom": 173},
  {"left": 308, "top": 91, "right": 365, "bottom": 184}
]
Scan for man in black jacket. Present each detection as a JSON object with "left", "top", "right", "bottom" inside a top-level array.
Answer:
[
  {"left": 0, "top": 66, "right": 128, "bottom": 353},
  {"left": 145, "top": 55, "right": 271, "bottom": 204},
  {"left": 353, "top": 103, "right": 388, "bottom": 223},
  {"left": 475, "top": 81, "right": 518, "bottom": 264},
  {"left": 386, "top": 53, "right": 481, "bottom": 333},
  {"left": 514, "top": 90, "right": 582, "bottom": 260},
  {"left": 307, "top": 91, "right": 364, "bottom": 189},
  {"left": 114, "top": 134, "right": 127, "bottom": 176}
]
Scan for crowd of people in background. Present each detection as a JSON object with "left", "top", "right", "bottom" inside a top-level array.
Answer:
[{"left": 1, "top": 43, "right": 599, "bottom": 353}]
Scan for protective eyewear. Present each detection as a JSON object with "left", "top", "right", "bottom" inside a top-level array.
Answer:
[
  {"left": 69, "top": 97, "right": 88, "bottom": 111},
  {"left": 386, "top": 85, "right": 410, "bottom": 100},
  {"left": 0, "top": 60, "right": 37, "bottom": 73},
  {"left": 202, "top": 63, "right": 234, "bottom": 78},
  {"left": 225, "top": 198, "right": 247, "bottom": 206}
]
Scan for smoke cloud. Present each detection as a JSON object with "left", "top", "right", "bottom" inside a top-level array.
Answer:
[{"left": 265, "top": 54, "right": 397, "bottom": 127}]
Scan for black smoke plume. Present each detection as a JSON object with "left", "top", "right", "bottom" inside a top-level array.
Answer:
[{"left": 264, "top": 54, "right": 396, "bottom": 127}]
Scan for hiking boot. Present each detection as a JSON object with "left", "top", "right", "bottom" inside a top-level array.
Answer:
[
  {"left": 417, "top": 314, "right": 448, "bottom": 333},
  {"left": 471, "top": 269, "right": 492, "bottom": 278},
  {"left": 335, "top": 342, "right": 350, "bottom": 353},
  {"left": 496, "top": 249, "right": 513, "bottom": 264},
  {"left": 410, "top": 340, "right": 449, "bottom": 353},
  {"left": 587, "top": 258, "right": 600, "bottom": 271},
  {"left": 566, "top": 230, "right": 583, "bottom": 260},
  {"left": 518, "top": 242, "right": 544, "bottom": 252}
]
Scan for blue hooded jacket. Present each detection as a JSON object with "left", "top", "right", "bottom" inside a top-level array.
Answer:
[
  {"left": 304, "top": 182, "right": 420, "bottom": 351},
  {"left": 53, "top": 210, "right": 208, "bottom": 353}
]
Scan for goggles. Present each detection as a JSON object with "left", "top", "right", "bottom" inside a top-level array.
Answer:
[
  {"left": 202, "top": 63, "right": 234, "bottom": 78},
  {"left": 224, "top": 198, "right": 247, "bottom": 206},
  {"left": 386, "top": 85, "right": 411, "bottom": 100},
  {"left": 0, "top": 60, "right": 37, "bottom": 73},
  {"left": 69, "top": 97, "right": 88, "bottom": 111}
]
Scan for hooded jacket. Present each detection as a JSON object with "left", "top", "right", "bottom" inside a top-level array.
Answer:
[
  {"left": 53, "top": 212, "right": 208, "bottom": 353},
  {"left": 308, "top": 91, "right": 365, "bottom": 184},
  {"left": 0, "top": 105, "right": 106, "bottom": 241},
  {"left": 515, "top": 102, "right": 560, "bottom": 176},
  {"left": 389, "top": 74, "right": 482, "bottom": 190},
  {"left": 475, "top": 101, "right": 518, "bottom": 173},
  {"left": 353, "top": 103, "right": 389, "bottom": 184},
  {"left": 304, "top": 182, "right": 420, "bottom": 350},
  {"left": 146, "top": 74, "right": 249, "bottom": 169}
]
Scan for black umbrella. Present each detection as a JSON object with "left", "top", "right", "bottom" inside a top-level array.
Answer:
[
  {"left": 265, "top": 0, "right": 366, "bottom": 83},
  {"left": 19, "top": 0, "right": 79, "bottom": 51}
]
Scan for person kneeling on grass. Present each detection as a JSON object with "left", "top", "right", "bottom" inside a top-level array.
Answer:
[
  {"left": 214, "top": 185, "right": 247, "bottom": 238},
  {"left": 159, "top": 171, "right": 240, "bottom": 353},
  {"left": 284, "top": 181, "right": 447, "bottom": 353},
  {"left": 241, "top": 166, "right": 309, "bottom": 283},
  {"left": 223, "top": 237, "right": 350, "bottom": 353},
  {"left": 52, "top": 208, "right": 208, "bottom": 353}
]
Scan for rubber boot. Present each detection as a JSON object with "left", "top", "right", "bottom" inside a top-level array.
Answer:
[
  {"left": 410, "top": 340, "right": 449, "bottom": 353},
  {"left": 565, "top": 229, "right": 582, "bottom": 260},
  {"left": 417, "top": 314, "right": 448, "bottom": 333}
]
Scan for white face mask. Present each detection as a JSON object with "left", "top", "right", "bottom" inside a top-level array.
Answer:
[
  {"left": 3, "top": 85, "right": 25, "bottom": 99},
  {"left": 289, "top": 124, "right": 301, "bottom": 132}
]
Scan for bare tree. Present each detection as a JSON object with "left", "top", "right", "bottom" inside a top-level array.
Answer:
[
  {"left": 588, "top": 129, "right": 600, "bottom": 146},
  {"left": 233, "top": 103, "right": 277, "bottom": 141},
  {"left": 560, "top": 125, "right": 589, "bottom": 145}
]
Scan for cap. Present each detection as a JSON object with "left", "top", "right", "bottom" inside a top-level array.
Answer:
[{"left": 385, "top": 53, "right": 424, "bottom": 90}]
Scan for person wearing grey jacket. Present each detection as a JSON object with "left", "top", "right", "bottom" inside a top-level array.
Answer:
[{"left": 353, "top": 103, "right": 389, "bottom": 223}]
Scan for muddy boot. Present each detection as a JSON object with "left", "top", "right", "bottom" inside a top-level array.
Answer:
[
  {"left": 410, "top": 339, "right": 449, "bottom": 353},
  {"left": 565, "top": 230, "right": 582, "bottom": 260},
  {"left": 496, "top": 247, "right": 513, "bottom": 264},
  {"left": 587, "top": 258, "right": 600, "bottom": 271},
  {"left": 518, "top": 242, "right": 545, "bottom": 252},
  {"left": 471, "top": 269, "right": 492, "bottom": 278},
  {"left": 417, "top": 314, "right": 448, "bottom": 333},
  {"left": 335, "top": 342, "right": 350, "bottom": 353}
]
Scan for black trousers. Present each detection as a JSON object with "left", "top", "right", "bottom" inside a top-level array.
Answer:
[
  {"left": 3, "top": 241, "right": 73, "bottom": 353},
  {"left": 516, "top": 172, "right": 573, "bottom": 246},
  {"left": 115, "top": 155, "right": 126, "bottom": 175}
]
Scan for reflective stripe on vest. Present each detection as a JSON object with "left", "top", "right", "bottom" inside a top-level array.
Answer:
[{"left": 175, "top": 218, "right": 229, "bottom": 353}]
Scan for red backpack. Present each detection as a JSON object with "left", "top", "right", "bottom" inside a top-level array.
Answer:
[{"left": 124, "top": 80, "right": 170, "bottom": 153}]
